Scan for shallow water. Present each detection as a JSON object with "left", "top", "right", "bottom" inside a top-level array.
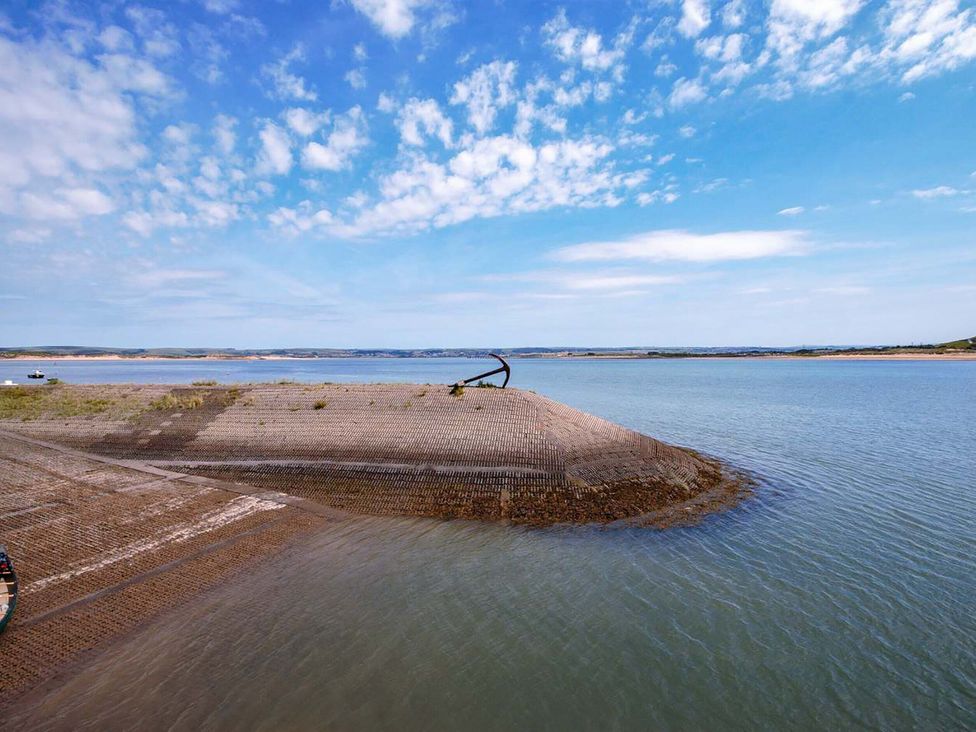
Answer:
[{"left": 5, "top": 358, "right": 976, "bottom": 730}]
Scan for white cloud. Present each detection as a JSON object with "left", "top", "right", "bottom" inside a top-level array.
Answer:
[
  {"left": 213, "top": 115, "right": 237, "bottom": 154},
  {"left": 721, "top": 0, "right": 746, "bottom": 28},
  {"left": 678, "top": 0, "right": 711, "bottom": 38},
  {"left": 261, "top": 45, "right": 316, "bottom": 101},
  {"left": 768, "top": 0, "right": 864, "bottom": 51},
  {"left": 377, "top": 93, "right": 399, "bottom": 113},
  {"left": 397, "top": 98, "right": 453, "bottom": 147},
  {"left": 268, "top": 201, "right": 335, "bottom": 235},
  {"left": 669, "top": 77, "right": 708, "bottom": 107},
  {"left": 284, "top": 107, "right": 330, "bottom": 136},
  {"left": 129, "top": 268, "right": 226, "bottom": 287},
  {"left": 488, "top": 270, "right": 681, "bottom": 291},
  {"left": 656, "top": 58, "right": 678, "bottom": 77},
  {"left": 354, "top": 43, "right": 368, "bottom": 61},
  {"left": 21, "top": 187, "right": 115, "bottom": 220},
  {"left": 679, "top": 125, "right": 696, "bottom": 138},
  {"left": 345, "top": 68, "right": 367, "bottom": 89},
  {"left": 882, "top": 0, "right": 976, "bottom": 83},
  {"left": 280, "top": 134, "right": 632, "bottom": 237},
  {"left": 201, "top": 0, "right": 240, "bottom": 13},
  {"left": 542, "top": 9, "right": 634, "bottom": 76},
  {"left": 256, "top": 122, "right": 292, "bottom": 175},
  {"left": 911, "top": 185, "right": 960, "bottom": 199},
  {"left": 349, "top": 0, "right": 447, "bottom": 39},
  {"left": 450, "top": 61, "right": 518, "bottom": 134},
  {"left": 0, "top": 34, "right": 169, "bottom": 196},
  {"left": 778, "top": 205, "right": 805, "bottom": 215},
  {"left": 302, "top": 107, "right": 369, "bottom": 171},
  {"left": 637, "top": 189, "right": 680, "bottom": 205},
  {"left": 553, "top": 229, "right": 809, "bottom": 263},
  {"left": 125, "top": 6, "right": 181, "bottom": 58}
]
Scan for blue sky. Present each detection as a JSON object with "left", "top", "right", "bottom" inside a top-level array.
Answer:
[{"left": 0, "top": 0, "right": 974, "bottom": 348}]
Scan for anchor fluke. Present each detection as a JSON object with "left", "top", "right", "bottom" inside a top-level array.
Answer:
[{"left": 452, "top": 353, "right": 511, "bottom": 389}]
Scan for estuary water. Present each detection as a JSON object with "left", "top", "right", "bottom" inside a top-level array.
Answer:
[{"left": 5, "top": 358, "right": 975, "bottom": 730}]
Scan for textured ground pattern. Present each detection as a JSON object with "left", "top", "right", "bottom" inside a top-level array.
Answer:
[
  {"left": 1, "top": 383, "right": 736, "bottom": 524},
  {"left": 0, "top": 383, "right": 742, "bottom": 706}
]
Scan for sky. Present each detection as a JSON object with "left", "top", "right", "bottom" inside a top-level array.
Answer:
[{"left": 0, "top": 0, "right": 974, "bottom": 349}]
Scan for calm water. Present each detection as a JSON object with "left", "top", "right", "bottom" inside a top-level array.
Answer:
[{"left": 6, "top": 358, "right": 976, "bottom": 730}]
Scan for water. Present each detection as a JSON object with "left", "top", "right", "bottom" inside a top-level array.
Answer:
[{"left": 6, "top": 358, "right": 976, "bottom": 730}]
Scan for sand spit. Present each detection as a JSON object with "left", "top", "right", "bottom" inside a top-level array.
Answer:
[{"left": 1, "top": 383, "right": 745, "bottom": 527}]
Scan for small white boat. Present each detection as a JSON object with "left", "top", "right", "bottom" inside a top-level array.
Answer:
[{"left": 28, "top": 370, "right": 44, "bottom": 379}]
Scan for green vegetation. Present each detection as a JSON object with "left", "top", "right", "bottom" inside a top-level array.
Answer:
[
  {"left": 45, "top": 378, "right": 62, "bottom": 385},
  {"left": 940, "top": 336, "right": 976, "bottom": 350},
  {"left": 449, "top": 384, "right": 464, "bottom": 397},
  {"left": 149, "top": 393, "right": 205, "bottom": 411},
  {"left": 192, "top": 379, "right": 218, "bottom": 386},
  {"left": 313, "top": 400, "right": 327, "bottom": 409},
  {"left": 0, "top": 386, "right": 114, "bottom": 420}
]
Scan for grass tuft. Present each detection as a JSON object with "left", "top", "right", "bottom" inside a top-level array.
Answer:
[{"left": 149, "top": 393, "right": 205, "bottom": 411}]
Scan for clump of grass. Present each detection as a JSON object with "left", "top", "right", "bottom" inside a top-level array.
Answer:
[
  {"left": 313, "top": 400, "right": 327, "bottom": 410},
  {"left": 0, "top": 386, "right": 116, "bottom": 420},
  {"left": 149, "top": 393, "right": 205, "bottom": 411},
  {"left": 0, "top": 387, "right": 44, "bottom": 419},
  {"left": 403, "top": 401, "right": 412, "bottom": 409},
  {"left": 369, "top": 399, "right": 375, "bottom": 406},
  {"left": 46, "top": 378, "right": 62, "bottom": 385},
  {"left": 475, "top": 380, "right": 498, "bottom": 388},
  {"left": 416, "top": 389, "right": 427, "bottom": 397},
  {"left": 278, "top": 379, "right": 297, "bottom": 385},
  {"left": 192, "top": 380, "right": 217, "bottom": 386},
  {"left": 449, "top": 384, "right": 464, "bottom": 397}
]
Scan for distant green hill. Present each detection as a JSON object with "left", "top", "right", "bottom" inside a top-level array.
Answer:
[{"left": 939, "top": 336, "right": 976, "bottom": 350}]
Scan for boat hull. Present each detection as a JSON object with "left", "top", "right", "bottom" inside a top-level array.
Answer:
[{"left": 0, "top": 549, "right": 17, "bottom": 633}]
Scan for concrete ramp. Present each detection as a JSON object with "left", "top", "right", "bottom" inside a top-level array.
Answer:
[{"left": 1, "top": 383, "right": 743, "bottom": 525}]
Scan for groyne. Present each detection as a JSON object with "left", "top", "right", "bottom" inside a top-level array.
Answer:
[{"left": 0, "top": 382, "right": 746, "bottom": 705}]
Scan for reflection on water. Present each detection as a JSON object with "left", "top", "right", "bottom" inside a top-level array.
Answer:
[{"left": 6, "top": 359, "right": 976, "bottom": 730}]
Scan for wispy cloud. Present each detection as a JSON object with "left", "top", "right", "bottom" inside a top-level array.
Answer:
[
  {"left": 552, "top": 230, "right": 810, "bottom": 263},
  {"left": 911, "top": 185, "right": 962, "bottom": 199}
]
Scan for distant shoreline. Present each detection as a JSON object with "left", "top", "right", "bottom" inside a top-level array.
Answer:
[{"left": 3, "top": 352, "right": 975, "bottom": 362}]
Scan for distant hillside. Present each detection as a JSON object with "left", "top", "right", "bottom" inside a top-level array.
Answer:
[
  {"left": 1, "top": 337, "right": 973, "bottom": 359},
  {"left": 939, "top": 336, "right": 976, "bottom": 350}
]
